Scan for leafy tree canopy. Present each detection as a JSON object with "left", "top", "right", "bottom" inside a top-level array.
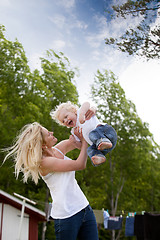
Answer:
[
  {"left": 0, "top": 24, "right": 79, "bottom": 198},
  {"left": 105, "top": 0, "right": 160, "bottom": 60},
  {"left": 1, "top": 23, "right": 160, "bottom": 239},
  {"left": 85, "top": 69, "right": 160, "bottom": 212}
]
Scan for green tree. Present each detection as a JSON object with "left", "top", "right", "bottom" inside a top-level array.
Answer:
[
  {"left": 105, "top": 0, "right": 160, "bottom": 60},
  {"left": 0, "top": 25, "right": 80, "bottom": 239},
  {"left": 0, "top": 25, "right": 79, "bottom": 146},
  {"left": 0, "top": 24, "right": 78, "bottom": 200},
  {"left": 39, "top": 49, "right": 79, "bottom": 140},
  {"left": 83, "top": 69, "right": 160, "bottom": 240}
]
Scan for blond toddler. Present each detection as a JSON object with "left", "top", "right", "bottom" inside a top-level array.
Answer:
[{"left": 50, "top": 101, "right": 117, "bottom": 166}]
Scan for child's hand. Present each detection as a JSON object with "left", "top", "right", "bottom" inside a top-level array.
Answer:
[{"left": 85, "top": 107, "right": 96, "bottom": 120}]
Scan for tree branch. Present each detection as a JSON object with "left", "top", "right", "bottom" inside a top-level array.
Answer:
[{"left": 114, "top": 177, "right": 125, "bottom": 215}]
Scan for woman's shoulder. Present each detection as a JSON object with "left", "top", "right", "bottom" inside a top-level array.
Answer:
[
  {"left": 54, "top": 139, "right": 72, "bottom": 155},
  {"left": 53, "top": 146, "right": 65, "bottom": 157}
]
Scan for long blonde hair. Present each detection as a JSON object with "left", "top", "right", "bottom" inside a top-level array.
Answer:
[{"left": 3, "top": 122, "right": 43, "bottom": 184}]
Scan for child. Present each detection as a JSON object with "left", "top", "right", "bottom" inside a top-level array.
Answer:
[{"left": 50, "top": 101, "right": 117, "bottom": 166}]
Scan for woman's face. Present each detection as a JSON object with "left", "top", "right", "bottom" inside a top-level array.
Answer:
[{"left": 41, "top": 127, "right": 57, "bottom": 148}]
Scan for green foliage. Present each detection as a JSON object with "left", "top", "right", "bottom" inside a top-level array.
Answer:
[
  {"left": 0, "top": 26, "right": 79, "bottom": 148},
  {"left": 85, "top": 69, "right": 160, "bottom": 239},
  {"left": 1, "top": 24, "right": 160, "bottom": 239},
  {"left": 0, "top": 24, "right": 78, "bottom": 203},
  {"left": 0, "top": 24, "right": 80, "bottom": 240},
  {"left": 105, "top": 0, "right": 160, "bottom": 59},
  {"left": 40, "top": 50, "right": 78, "bottom": 108}
]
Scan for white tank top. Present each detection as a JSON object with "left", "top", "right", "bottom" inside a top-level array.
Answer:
[{"left": 42, "top": 148, "right": 89, "bottom": 219}]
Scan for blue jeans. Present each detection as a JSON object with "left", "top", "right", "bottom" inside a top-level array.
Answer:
[
  {"left": 54, "top": 205, "right": 99, "bottom": 240},
  {"left": 87, "top": 124, "right": 117, "bottom": 166}
]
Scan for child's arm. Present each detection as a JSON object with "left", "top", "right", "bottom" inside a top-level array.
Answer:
[
  {"left": 79, "top": 102, "right": 90, "bottom": 124},
  {"left": 85, "top": 106, "right": 97, "bottom": 120}
]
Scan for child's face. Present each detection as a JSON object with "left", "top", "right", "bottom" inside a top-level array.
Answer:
[{"left": 58, "top": 108, "right": 77, "bottom": 128}]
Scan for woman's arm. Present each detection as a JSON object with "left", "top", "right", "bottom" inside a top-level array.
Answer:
[
  {"left": 55, "top": 127, "right": 82, "bottom": 155},
  {"left": 40, "top": 138, "right": 88, "bottom": 174}
]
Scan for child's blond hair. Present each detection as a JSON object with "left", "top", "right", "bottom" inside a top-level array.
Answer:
[
  {"left": 50, "top": 101, "right": 78, "bottom": 126},
  {"left": 3, "top": 122, "right": 43, "bottom": 184}
]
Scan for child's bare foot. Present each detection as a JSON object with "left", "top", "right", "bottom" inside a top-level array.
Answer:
[
  {"left": 98, "top": 142, "right": 112, "bottom": 151},
  {"left": 92, "top": 155, "right": 106, "bottom": 166}
]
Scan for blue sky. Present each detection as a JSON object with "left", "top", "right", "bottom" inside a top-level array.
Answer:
[{"left": 0, "top": 0, "right": 160, "bottom": 144}]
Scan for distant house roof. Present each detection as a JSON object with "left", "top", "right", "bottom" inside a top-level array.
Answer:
[{"left": 0, "top": 190, "right": 46, "bottom": 221}]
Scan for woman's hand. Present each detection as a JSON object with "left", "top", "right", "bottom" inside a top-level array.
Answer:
[
  {"left": 68, "top": 127, "right": 83, "bottom": 149},
  {"left": 69, "top": 135, "right": 82, "bottom": 149},
  {"left": 74, "top": 127, "right": 83, "bottom": 142}
]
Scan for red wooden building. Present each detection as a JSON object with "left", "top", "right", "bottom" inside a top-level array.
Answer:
[{"left": 0, "top": 190, "right": 46, "bottom": 240}]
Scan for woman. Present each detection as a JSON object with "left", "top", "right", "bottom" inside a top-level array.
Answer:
[{"left": 3, "top": 122, "right": 99, "bottom": 240}]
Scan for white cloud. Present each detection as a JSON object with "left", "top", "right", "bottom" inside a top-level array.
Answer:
[
  {"left": 48, "top": 14, "right": 66, "bottom": 28},
  {"left": 85, "top": 34, "right": 102, "bottom": 48},
  {"left": 50, "top": 39, "right": 66, "bottom": 51},
  {"left": 48, "top": 13, "right": 88, "bottom": 36},
  {"left": 0, "top": 0, "right": 11, "bottom": 7},
  {"left": 111, "top": 0, "right": 127, "bottom": 5},
  {"left": 91, "top": 50, "right": 101, "bottom": 61},
  {"left": 56, "top": 0, "right": 75, "bottom": 9},
  {"left": 119, "top": 59, "right": 160, "bottom": 144},
  {"left": 73, "top": 19, "right": 88, "bottom": 30},
  {"left": 66, "top": 14, "right": 88, "bottom": 31},
  {"left": 84, "top": 20, "right": 108, "bottom": 48},
  {"left": 85, "top": 13, "right": 129, "bottom": 48}
]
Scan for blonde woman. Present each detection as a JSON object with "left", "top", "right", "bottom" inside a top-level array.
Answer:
[{"left": 3, "top": 122, "right": 98, "bottom": 240}]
